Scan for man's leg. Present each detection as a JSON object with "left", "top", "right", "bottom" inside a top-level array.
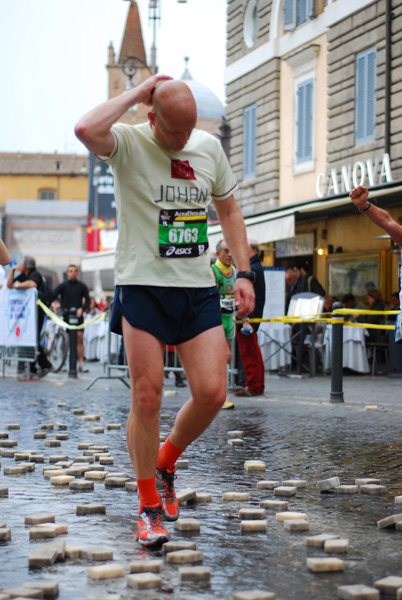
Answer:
[
  {"left": 168, "top": 325, "right": 227, "bottom": 451},
  {"left": 235, "top": 330, "right": 265, "bottom": 394},
  {"left": 122, "top": 317, "right": 169, "bottom": 545}
]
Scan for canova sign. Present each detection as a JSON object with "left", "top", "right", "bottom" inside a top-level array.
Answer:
[{"left": 316, "top": 153, "right": 392, "bottom": 198}]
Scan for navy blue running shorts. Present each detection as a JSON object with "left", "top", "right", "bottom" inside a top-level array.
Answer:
[{"left": 110, "top": 285, "right": 222, "bottom": 345}]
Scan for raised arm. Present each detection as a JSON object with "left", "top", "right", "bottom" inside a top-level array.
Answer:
[
  {"left": 0, "top": 238, "right": 10, "bottom": 266},
  {"left": 213, "top": 196, "right": 255, "bottom": 318},
  {"left": 74, "top": 74, "right": 173, "bottom": 157},
  {"left": 350, "top": 186, "right": 402, "bottom": 246}
]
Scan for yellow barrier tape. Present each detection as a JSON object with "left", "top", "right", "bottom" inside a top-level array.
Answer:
[
  {"left": 236, "top": 313, "right": 398, "bottom": 330},
  {"left": 37, "top": 299, "right": 106, "bottom": 330},
  {"left": 333, "top": 308, "right": 400, "bottom": 316}
]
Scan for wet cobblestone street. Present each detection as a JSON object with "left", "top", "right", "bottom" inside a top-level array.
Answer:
[{"left": 1, "top": 364, "right": 402, "bottom": 600}]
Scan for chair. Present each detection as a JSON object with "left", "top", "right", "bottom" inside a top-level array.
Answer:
[
  {"left": 288, "top": 293, "right": 325, "bottom": 376},
  {"left": 366, "top": 334, "right": 389, "bottom": 376}
]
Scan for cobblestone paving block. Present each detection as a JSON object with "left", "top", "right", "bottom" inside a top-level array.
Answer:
[
  {"left": 71, "top": 409, "right": 85, "bottom": 415},
  {"left": 335, "top": 485, "right": 359, "bottom": 494},
  {"left": 4, "top": 466, "right": 25, "bottom": 475},
  {"left": 395, "top": 522, "right": 402, "bottom": 531},
  {"left": 45, "top": 539, "right": 66, "bottom": 561},
  {"left": 325, "top": 539, "right": 348, "bottom": 553},
  {"left": 4, "top": 586, "right": 43, "bottom": 598},
  {"left": 125, "top": 481, "right": 137, "bottom": 492},
  {"left": 241, "top": 520, "right": 267, "bottom": 532},
  {"left": 19, "top": 463, "right": 35, "bottom": 473},
  {"left": 0, "top": 528, "right": 11, "bottom": 541},
  {"left": 276, "top": 511, "right": 307, "bottom": 522},
  {"left": 50, "top": 475, "right": 75, "bottom": 486},
  {"left": 274, "top": 486, "right": 297, "bottom": 497},
  {"left": 87, "top": 563, "right": 125, "bottom": 580},
  {"left": 29, "top": 455, "right": 45, "bottom": 463},
  {"left": 83, "top": 450, "right": 96, "bottom": 457},
  {"left": 99, "top": 457, "right": 114, "bottom": 465},
  {"left": 179, "top": 566, "right": 211, "bottom": 582},
  {"left": 21, "top": 580, "right": 59, "bottom": 599},
  {"left": 177, "top": 488, "right": 197, "bottom": 504},
  {"left": 174, "top": 518, "right": 200, "bottom": 532},
  {"left": 88, "top": 428, "right": 104, "bottom": 434},
  {"left": 25, "top": 514, "right": 55, "bottom": 525},
  {"left": 0, "top": 432, "right": 9, "bottom": 439},
  {"left": 44, "top": 470, "right": 68, "bottom": 479},
  {"left": 106, "top": 424, "right": 121, "bottom": 430},
  {"left": 85, "top": 595, "right": 121, "bottom": 600},
  {"left": 0, "top": 441, "right": 18, "bottom": 447},
  {"left": 29, "top": 524, "right": 64, "bottom": 539},
  {"left": 360, "top": 484, "right": 386, "bottom": 494},
  {"left": 91, "top": 446, "right": 109, "bottom": 452},
  {"left": 57, "top": 403, "right": 67, "bottom": 408},
  {"left": 83, "top": 415, "right": 101, "bottom": 421},
  {"left": 6, "top": 424, "right": 20, "bottom": 430},
  {"left": 233, "top": 590, "right": 275, "bottom": 600},
  {"left": 28, "top": 544, "right": 58, "bottom": 568},
  {"left": 305, "top": 533, "right": 340, "bottom": 548},
  {"left": 374, "top": 576, "right": 402, "bottom": 595},
  {"left": 259, "top": 500, "right": 288, "bottom": 511},
  {"left": 176, "top": 459, "right": 189, "bottom": 469},
  {"left": 337, "top": 584, "right": 380, "bottom": 599},
  {"left": 39, "top": 424, "right": 54, "bottom": 431},
  {"left": 129, "top": 559, "right": 163, "bottom": 573},
  {"left": 76, "top": 504, "right": 106, "bottom": 515},
  {"left": 77, "top": 443, "right": 93, "bottom": 450},
  {"left": 283, "top": 519, "right": 309, "bottom": 532},
  {"left": 282, "top": 479, "right": 307, "bottom": 488},
  {"left": 126, "top": 573, "right": 161, "bottom": 589},
  {"left": 194, "top": 492, "right": 212, "bottom": 502},
  {"left": 80, "top": 547, "right": 113, "bottom": 561},
  {"left": 69, "top": 480, "right": 94, "bottom": 491},
  {"left": 394, "top": 496, "right": 402, "bottom": 504},
  {"left": 377, "top": 514, "right": 402, "bottom": 528},
  {"left": 14, "top": 452, "right": 32, "bottom": 461},
  {"left": 49, "top": 455, "right": 69, "bottom": 464},
  {"left": 55, "top": 423, "right": 68, "bottom": 430},
  {"left": 239, "top": 508, "right": 266, "bottom": 520},
  {"left": 365, "top": 406, "right": 379, "bottom": 410},
  {"left": 162, "top": 541, "right": 197, "bottom": 553},
  {"left": 355, "top": 478, "right": 381, "bottom": 486},
  {"left": 65, "top": 544, "right": 83, "bottom": 558},
  {"left": 244, "top": 460, "right": 266, "bottom": 472},
  {"left": 85, "top": 471, "right": 109, "bottom": 480},
  {"left": 0, "top": 488, "right": 9, "bottom": 497},
  {"left": 228, "top": 438, "right": 244, "bottom": 446},
  {"left": 227, "top": 430, "right": 244, "bottom": 438},
  {"left": 165, "top": 549, "right": 203, "bottom": 564},
  {"left": 223, "top": 492, "right": 250, "bottom": 501},
  {"left": 54, "top": 461, "right": 72, "bottom": 468},
  {"left": 44, "top": 441, "right": 61, "bottom": 448},
  {"left": 34, "top": 433, "right": 47, "bottom": 440},
  {"left": 318, "top": 477, "right": 341, "bottom": 492},
  {"left": 257, "top": 481, "right": 280, "bottom": 490},
  {"left": 1, "top": 450, "right": 15, "bottom": 457},
  {"left": 104, "top": 477, "right": 129, "bottom": 487},
  {"left": 55, "top": 434, "right": 69, "bottom": 441},
  {"left": 307, "top": 557, "right": 344, "bottom": 572}
]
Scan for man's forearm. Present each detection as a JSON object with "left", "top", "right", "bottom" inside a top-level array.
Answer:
[
  {"left": 215, "top": 198, "right": 250, "bottom": 271},
  {"left": 365, "top": 204, "right": 402, "bottom": 245}
]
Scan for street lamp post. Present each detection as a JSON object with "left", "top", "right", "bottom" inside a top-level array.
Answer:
[{"left": 148, "top": 0, "right": 188, "bottom": 75}]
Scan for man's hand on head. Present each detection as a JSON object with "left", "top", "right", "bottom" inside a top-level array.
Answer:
[{"left": 137, "top": 75, "right": 173, "bottom": 107}]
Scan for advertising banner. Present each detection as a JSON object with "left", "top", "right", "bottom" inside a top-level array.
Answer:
[
  {"left": 87, "top": 153, "right": 117, "bottom": 252},
  {"left": 0, "top": 288, "right": 37, "bottom": 347}
]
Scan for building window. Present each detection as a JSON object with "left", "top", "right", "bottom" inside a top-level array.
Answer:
[
  {"left": 284, "top": 0, "right": 315, "bottom": 30},
  {"left": 243, "top": 104, "right": 257, "bottom": 179},
  {"left": 355, "top": 47, "right": 376, "bottom": 145},
  {"left": 244, "top": 0, "right": 258, "bottom": 48},
  {"left": 38, "top": 189, "right": 57, "bottom": 200},
  {"left": 296, "top": 77, "right": 313, "bottom": 165}
]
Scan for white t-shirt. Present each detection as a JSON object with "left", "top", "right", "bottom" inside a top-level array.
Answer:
[{"left": 105, "top": 122, "right": 238, "bottom": 287}]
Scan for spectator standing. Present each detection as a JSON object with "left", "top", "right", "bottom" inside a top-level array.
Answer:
[
  {"left": 285, "top": 268, "right": 298, "bottom": 313},
  {"left": 7, "top": 256, "right": 53, "bottom": 378},
  {"left": 235, "top": 240, "right": 266, "bottom": 397},
  {"left": 211, "top": 239, "right": 237, "bottom": 364},
  {"left": 293, "top": 259, "right": 325, "bottom": 297},
  {"left": 51, "top": 265, "right": 90, "bottom": 373},
  {"left": 357, "top": 288, "right": 385, "bottom": 343}
]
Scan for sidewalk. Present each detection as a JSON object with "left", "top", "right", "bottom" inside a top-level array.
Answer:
[{"left": 1, "top": 361, "right": 402, "bottom": 599}]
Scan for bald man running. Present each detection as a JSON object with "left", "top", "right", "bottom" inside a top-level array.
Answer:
[{"left": 75, "top": 75, "right": 255, "bottom": 546}]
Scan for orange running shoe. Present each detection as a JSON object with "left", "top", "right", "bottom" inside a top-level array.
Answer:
[
  {"left": 136, "top": 503, "right": 170, "bottom": 546},
  {"left": 156, "top": 466, "right": 180, "bottom": 521}
]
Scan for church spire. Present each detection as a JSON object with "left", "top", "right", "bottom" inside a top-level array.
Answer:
[{"left": 118, "top": 1, "right": 147, "bottom": 65}]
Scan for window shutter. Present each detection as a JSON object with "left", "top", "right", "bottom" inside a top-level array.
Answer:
[
  {"left": 283, "top": 0, "right": 296, "bottom": 31},
  {"left": 296, "top": 79, "right": 313, "bottom": 163},
  {"left": 355, "top": 47, "right": 376, "bottom": 145},
  {"left": 243, "top": 105, "right": 256, "bottom": 179},
  {"left": 307, "top": 0, "right": 315, "bottom": 19}
]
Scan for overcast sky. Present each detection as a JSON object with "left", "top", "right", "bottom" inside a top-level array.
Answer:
[{"left": 0, "top": 0, "right": 227, "bottom": 155}]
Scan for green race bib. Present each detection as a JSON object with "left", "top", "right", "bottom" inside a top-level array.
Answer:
[{"left": 159, "top": 209, "right": 209, "bottom": 258}]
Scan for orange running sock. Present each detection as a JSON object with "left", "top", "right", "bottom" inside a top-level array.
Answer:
[
  {"left": 137, "top": 476, "right": 160, "bottom": 510},
  {"left": 157, "top": 437, "right": 184, "bottom": 471}
]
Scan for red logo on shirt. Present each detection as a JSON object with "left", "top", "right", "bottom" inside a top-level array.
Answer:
[
  {"left": 15, "top": 326, "right": 21, "bottom": 337},
  {"left": 171, "top": 160, "right": 196, "bottom": 180}
]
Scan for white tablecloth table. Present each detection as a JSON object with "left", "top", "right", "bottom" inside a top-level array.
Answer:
[
  {"left": 258, "top": 323, "right": 292, "bottom": 371},
  {"left": 323, "top": 325, "right": 369, "bottom": 373}
]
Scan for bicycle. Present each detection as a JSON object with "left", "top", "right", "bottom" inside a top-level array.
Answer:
[{"left": 39, "top": 315, "right": 69, "bottom": 373}]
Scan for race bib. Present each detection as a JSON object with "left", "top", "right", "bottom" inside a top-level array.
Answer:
[
  {"left": 159, "top": 209, "right": 209, "bottom": 258},
  {"left": 220, "top": 297, "right": 236, "bottom": 312}
]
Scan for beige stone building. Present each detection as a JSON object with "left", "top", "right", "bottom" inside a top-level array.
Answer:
[{"left": 217, "top": 0, "right": 402, "bottom": 302}]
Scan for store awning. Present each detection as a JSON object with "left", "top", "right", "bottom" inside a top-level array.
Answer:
[{"left": 208, "top": 212, "right": 295, "bottom": 249}]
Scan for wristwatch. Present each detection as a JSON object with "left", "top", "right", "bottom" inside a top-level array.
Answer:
[{"left": 236, "top": 270, "right": 256, "bottom": 283}]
